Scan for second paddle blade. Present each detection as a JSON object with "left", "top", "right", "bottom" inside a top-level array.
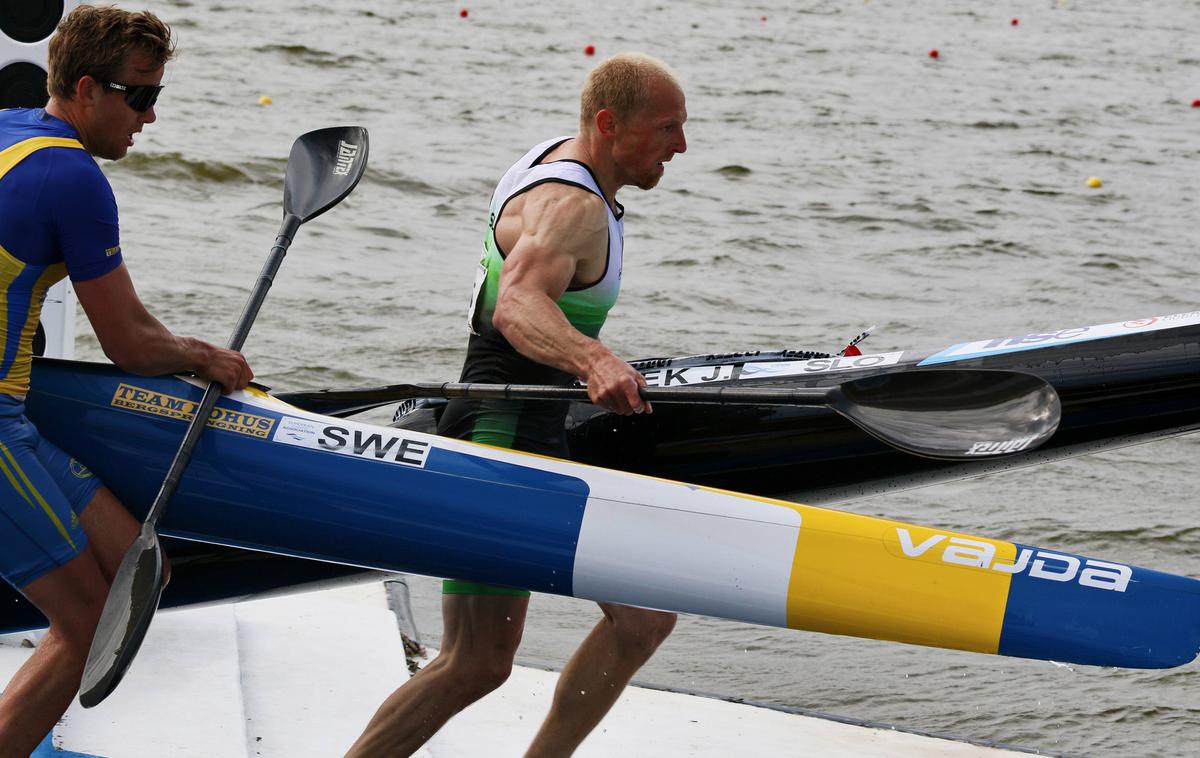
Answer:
[
  {"left": 79, "top": 523, "right": 165, "bottom": 708},
  {"left": 284, "top": 125, "right": 369, "bottom": 223},
  {"left": 832, "top": 369, "right": 1061, "bottom": 460}
]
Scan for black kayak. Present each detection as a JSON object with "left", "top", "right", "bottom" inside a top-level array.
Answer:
[{"left": 388, "top": 310, "right": 1200, "bottom": 504}]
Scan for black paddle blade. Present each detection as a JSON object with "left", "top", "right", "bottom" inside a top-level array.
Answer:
[
  {"left": 79, "top": 524, "right": 165, "bottom": 708},
  {"left": 284, "top": 126, "right": 369, "bottom": 223},
  {"left": 832, "top": 369, "right": 1061, "bottom": 460},
  {"left": 277, "top": 383, "right": 437, "bottom": 418}
]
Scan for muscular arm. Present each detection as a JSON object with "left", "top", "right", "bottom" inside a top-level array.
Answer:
[
  {"left": 73, "top": 264, "right": 253, "bottom": 393},
  {"left": 492, "top": 184, "right": 649, "bottom": 414}
]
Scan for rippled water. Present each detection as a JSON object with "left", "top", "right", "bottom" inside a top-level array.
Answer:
[{"left": 80, "top": 1, "right": 1200, "bottom": 754}]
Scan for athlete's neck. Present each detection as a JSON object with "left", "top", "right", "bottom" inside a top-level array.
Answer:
[
  {"left": 550, "top": 134, "right": 619, "bottom": 212},
  {"left": 44, "top": 99, "right": 87, "bottom": 148}
]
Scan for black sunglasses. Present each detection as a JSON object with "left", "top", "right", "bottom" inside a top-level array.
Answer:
[{"left": 100, "top": 80, "right": 164, "bottom": 113}]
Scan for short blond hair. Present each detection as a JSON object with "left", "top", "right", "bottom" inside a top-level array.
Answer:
[{"left": 580, "top": 53, "right": 680, "bottom": 131}]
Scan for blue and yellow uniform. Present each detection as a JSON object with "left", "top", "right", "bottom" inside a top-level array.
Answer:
[{"left": 0, "top": 108, "right": 123, "bottom": 588}]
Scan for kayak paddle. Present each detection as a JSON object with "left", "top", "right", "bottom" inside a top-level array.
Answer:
[
  {"left": 276, "top": 368, "right": 1061, "bottom": 460},
  {"left": 79, "top": 126, "right": 369, "bottom": 708}
]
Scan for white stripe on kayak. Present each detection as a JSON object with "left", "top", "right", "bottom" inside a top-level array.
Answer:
[{"left": 572, "top": 478, "right": 800, "bottom": 627}]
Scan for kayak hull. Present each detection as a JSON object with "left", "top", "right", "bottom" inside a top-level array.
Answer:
[
  {"left": 555, "top": 312, "right": 1200, "bottom": 503},
  {"left": 0, "top": 538, "right": 370, "bottom": 633},
  {"left": 11, "top": 358, "right": 1200, "bottom": 669}
]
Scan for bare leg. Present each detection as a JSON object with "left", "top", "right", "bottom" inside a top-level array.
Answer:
[
  {"left": 0, "top": 548, "right": 109, "bottom": 758},
  {"left": 346, "top": 593, "right": 530, "bottom": 757},
  {"left": 77, "top": 487, "right": 143, "bottom": 582},
  {"left": 524, "top": 604, "right": 676, "bottom": 758},
  {"left": 0, "top": 488, "right": 143, "bottom": 758}
]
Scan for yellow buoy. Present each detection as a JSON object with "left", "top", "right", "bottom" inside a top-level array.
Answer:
[
  {"left": 1086, "top": 176, "right": 1103, "bottom": 188},
  {"left": 258, "top": 95, "right": 273, "bottom": 106}
]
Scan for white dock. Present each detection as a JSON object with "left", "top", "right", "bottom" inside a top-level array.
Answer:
[{"left": 1, "top": 579, "right": 1041, "bottom": 757}]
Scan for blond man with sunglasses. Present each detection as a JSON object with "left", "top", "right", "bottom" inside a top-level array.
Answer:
[{"left": 0, "top": 6, "right": 251, "bottom": 754}]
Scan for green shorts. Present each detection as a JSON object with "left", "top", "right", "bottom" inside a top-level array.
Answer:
[
  {"left": 442, "top": 579, "right": 530, "bottom": 597},
  {"left": 438, "top": 394, "right": 556, "bottom": 600}
]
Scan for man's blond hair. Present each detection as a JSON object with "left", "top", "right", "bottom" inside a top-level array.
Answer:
[{"left": 580, "top": 53, "right": 680, "bottom": 131}]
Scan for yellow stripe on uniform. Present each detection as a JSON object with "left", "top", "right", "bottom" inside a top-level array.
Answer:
[
  {"left": 0, "top": 136, "right": 84, "bottom": 395},
  {"left": 0, "top": 448, "right": 34, "bottom": 508},
  {"left": 0, "top": 244, "right": 66, "bottom": 393},
  {"left": 0, "top": 137, "right": 85, "bottom": 175},
  {"left": 785, "top": 506, "right": 1015, "bottom": 655},
  {"left": 0, "top": 442, "right": 77, "bottom": 551}
]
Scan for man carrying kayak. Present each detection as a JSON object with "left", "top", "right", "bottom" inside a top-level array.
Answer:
[
  {"left": 0, "top": 6, "right": 251, "bottom": 754},
  {"left": 349, "top": 53, "right": 688, "bottom": 756}
]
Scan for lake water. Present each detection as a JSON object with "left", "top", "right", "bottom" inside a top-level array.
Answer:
[{"left": 81, "top": 1, "right": 1200, "bottom": 754}]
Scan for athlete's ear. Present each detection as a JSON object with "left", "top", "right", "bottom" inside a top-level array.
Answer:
[
  {"left": 595, "top": 108, "right": 619, "bottom": 139},
  {"left": 74, "top": 75, "right": 100, "bottom": 106}
]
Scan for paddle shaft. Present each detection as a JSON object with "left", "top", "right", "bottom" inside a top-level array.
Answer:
[
  {"left": 231, "top": 215, "right": 300, "bottom": 353},
  {"left": 144, "top": 214, "right": 299, "bottom": 525},
  {"left": 279, "top": 381, "right": 843, "bottom": 417},
  {"left": 280, "top": 368, "right": 1062, "bottom": 462},
  {"left": 418, "top": 381, "right": 832, "bottom": 405},
  {"left": 80, "top": 127, "right": 369, "bottom": 710}
]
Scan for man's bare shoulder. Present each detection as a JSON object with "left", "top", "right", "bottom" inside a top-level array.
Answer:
[
  {"left": 496, "top": 182, "right": 607, "bottom": 262},
  {"left": 513, "top": 182, "right": 607, "bottom": 234}
]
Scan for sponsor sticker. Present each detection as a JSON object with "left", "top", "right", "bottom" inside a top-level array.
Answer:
[
  {"left": 964, "top": 435, "right": 1038, "bottom": 456},
  {"left": 640, "top": 352, "right": 906, "bottom": 387},
  {"left": 274, "top": 416, "right": 431, "bottom": 469},
  {"left": 333, "top": 139, "right": 360, "bottom": 176},
  {"left": 642, "top": 364, "right": 738, "bottom": 387},
  {"left": 275, "top": 415, "right": 322, "bottom": 443},
  {"left": 110, "top": 384, "right": 277, "bottom": 439},
  {"left": 919, "top": 310, "right": 1200, "bottom": 366},
  {"left": 738, "top": 351, "right": 905, "bottom": 381},
  {"left": 393, "top": 398, "right": 420, "bottom": 421},
  {"left": 888, "top": 527, "right": 1131, "bottom": 592},
  {"left": 1123, "top": 317, "right": 1158, "bottom": 329}
]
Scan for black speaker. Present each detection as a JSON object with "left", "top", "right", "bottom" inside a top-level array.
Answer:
[{"left": 0, "top": 1, "right": 82, "bottom": 109}]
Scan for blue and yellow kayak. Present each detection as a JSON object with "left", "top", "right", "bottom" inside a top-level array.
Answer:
[{"left": 9, "top": 357, "right": 1199, "bottom": 669}]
